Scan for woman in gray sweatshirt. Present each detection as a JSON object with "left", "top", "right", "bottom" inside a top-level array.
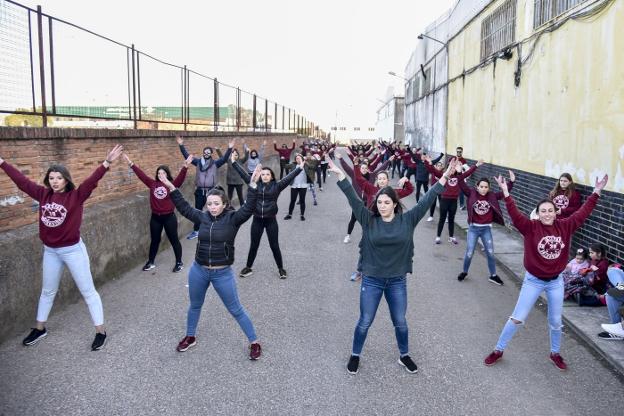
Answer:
[{"left": 328, "top": 158, "right": 456, "bottom": 376}]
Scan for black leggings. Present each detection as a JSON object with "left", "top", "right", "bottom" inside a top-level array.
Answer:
[
  {"left": 405, "top": 168, "right": 416, "bottom": 182},
  {"left": 193, "top": 188, "right": 209, "bottom": 231},
  {"left": 316, "top": 166, "right": 323, "bottom": 188},
  {"left": 149, "top": 212, "right": 182, "bottom": 263},
  {"left": 391, "top": 160, "right": 401, "bottom": 178},
  {"left": 437, "top": 198, "right": 458, "bottom": 238},
  {"left": 415, "top": 181, "right": 429, "bottom": 202},
  {"left": 288, "top": 187, "right": 307, "bottom": 215},
  {"left": 227, "top": 184, "right": 244, "bottom": 206},
  {"left": 247, "top": 216, "right": 283, "bottom": 269},
  {"left": 320, "top": 163, "right": 328, "bottom": 183},
  {"left": 429, "top": 194, "right": 440, "bottom": 217},
  {"left": 347, "top": 212, "right": 358, "bottom": 235},
  {"left": 279, "top": 160, "right": 291, "bottom": 179}
]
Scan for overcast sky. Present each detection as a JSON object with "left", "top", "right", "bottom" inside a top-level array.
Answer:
[{"left": 19, "top": 0, "right": 456, "bottom": 130}]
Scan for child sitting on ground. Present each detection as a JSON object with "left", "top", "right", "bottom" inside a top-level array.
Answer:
[{"left": 563, "top": 248, "right": 590, "bottom": 300}]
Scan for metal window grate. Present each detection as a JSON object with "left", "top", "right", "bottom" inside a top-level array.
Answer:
[
  {"left": 480, "top": 0, "right": 516, "bottom": 60},
  {"left": 533, "top": 0, "right": 588, "bottom": 28}
]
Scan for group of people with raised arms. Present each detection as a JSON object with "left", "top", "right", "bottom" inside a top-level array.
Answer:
[{"left": 0, "top": 136, "right": 616, "bottom": 372}]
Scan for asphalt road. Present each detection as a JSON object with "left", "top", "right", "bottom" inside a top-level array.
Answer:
[{"left": 1, "top": 172, "right": 622, "bottom": 416}]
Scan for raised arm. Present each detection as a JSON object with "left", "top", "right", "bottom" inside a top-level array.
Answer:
[
  {"left": 160, "top": 172, "right": 203, "bottom": 224},
  {"left": 172, "top": 155, "right": 193, "bottom": 187},
  {"left": 231, "top": 161, "right": 251, "bottom": 183},
  {"left": 0, "top": 158, "right": 46, "bottom": 201},
  {"left": 494, "top": 171, "right": 515, "bottom": 199},
  {"left": 338, "top": 155, "right": 355, "bottom": 179},
  {"left": 215, "top": 139, "right": 234, "bottom": 168},
  {"left": 431, "top": 152, "right": 444, "bottom": 165},
  {"left": 176, "top": 136, "right": 200, "bottom": 166},
  {"left": 277, "top": 165, "right": 303, "bottom": 191},
  {"left": 125, "top": 153, "right": 155, "bottom": 188},
  {"left": 396, "top": 178, "right": 414, "bottom": 199},
  {"left": 329, "top": 161, "right": 370, "bottom": 226},
  {"left": 77, "top": 144, "right": 123, "bottom": 202}
]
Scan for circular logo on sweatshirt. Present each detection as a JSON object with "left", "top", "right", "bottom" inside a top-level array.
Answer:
[
  {"left": 41, "top": 202, "right": 68, "bottom": 228},
  {"left": 552, "top": 194, "right": 569, "bottom": 209},
  {"left": 537, "top": 235, "right": 565, "bottom": 260},
  {"left": 154, "top": 186, "right": 168, "bottom": 200},
  {"left": 473, "top": 200, "right": 491, "bottom": 215},
  {"left": 448, "top": 177, "right": 458, "bottom": 187}
]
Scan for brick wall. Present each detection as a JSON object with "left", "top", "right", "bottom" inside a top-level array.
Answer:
[
  {"left": 464, "top": 160, "right": 624, "bottom": 265},
  {"left": 0, "top": 127, "right": 301, "bottom": 232}
]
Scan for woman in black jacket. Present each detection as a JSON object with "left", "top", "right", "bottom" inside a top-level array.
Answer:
[
  {"left": 160, "top": 166, "right": 263, "bottom": 359},
  {"left": 232, "top": 161, "right": 303, "bottom": 279}
]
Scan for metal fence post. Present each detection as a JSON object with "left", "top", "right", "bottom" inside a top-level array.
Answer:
[
  {"left": 214, "top": 78, "right": 219, "bottom": 132},
  {"left": 36, "top": 6, "right": 47, "bottom": 126},
  {"left": 131, "top": 44, "right": 137, "bottom": 129},
  {"left": 236, "top": 87, "right": 241, "bottom": 131},
  {"left": 264, "top": 99, "right": 268, "bottom": 132},
  {"left": 253, "top": 94, "right": 257, "bottom": 131}
]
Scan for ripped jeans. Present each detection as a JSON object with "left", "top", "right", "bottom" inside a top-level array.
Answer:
[
  {"left": 495, "top": 272, "right": 564, "bottom": 353},
  {"left": 462, "top": 224, "right": 496, "bottom": 275}
]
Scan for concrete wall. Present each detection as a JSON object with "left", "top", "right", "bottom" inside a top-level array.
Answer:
[
  {"left": 446, "top": 0, "right": 624, "bottom": 193},
  {"left": 0, "top": 127, "right": 302, "bottom": 344}
]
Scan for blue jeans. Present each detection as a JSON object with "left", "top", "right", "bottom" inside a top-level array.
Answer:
[
  {"left": 39, "top": 240, "right": 103, "bottom": 326},
  {"left": 463, "top": 225, "right": 496, "bottom": 275},
  {"left": 186, "top": 263, "right": 257, "bottom": 341},
  {"left": 495, "top": 272, "right": 564, "bottom": 353},
  {"left": 606, "top": 268, "right": 624, "bottom": 323},
  {"left": 352, "top": 275, "right": 409, "bottom": 356}
]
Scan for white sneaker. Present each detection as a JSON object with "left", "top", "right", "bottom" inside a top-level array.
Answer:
[
  {"left": 426, "top": 216, "right": 434, "bottom": 222},
  {"left": 435, "top": 237, "right": 441, "bottom": 245},
  {"left": 601, "top": 323, "right": 624, "bottom": 338},
  {"left": 449, "top": 237, "right": 458, "bottom": 245},
  {"left": 343, "top": 235, "right": 351, "bottom": 244}
]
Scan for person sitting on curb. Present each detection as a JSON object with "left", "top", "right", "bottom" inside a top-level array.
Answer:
[{"left": 598, "top": 265, "right": 624, "bottom": 340}]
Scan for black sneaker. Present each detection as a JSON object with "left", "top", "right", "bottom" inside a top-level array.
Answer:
[
  {"left": 240, "top": 267, "right": 253, "bottom": 278},
  {"left": 489, "top": 275, "right": 504, "bottom": 286},
  {"left": 283, "top": 214, "right": 292, "bottom": 220},
  {"left": 300, "top": 215, "right": 305, "bottom": 221},
  {"left": 398, "top": 355, "right": 418, "bottom": 373},
  {"left": 347, "top": 355, "right": 360, "bottom": 375},
  {"left": 598, "top": 331, "right": 624, "bottom": 340},
  {"left": 91, "top": 332, "right": 107, "bottom": 351},
  {"left": 457, "top": 272, "right": 468, "bottom": 281},
  {"left": 22, "top": 327, "right": 47, "bottom": 346},
  {"left": 142, "top": 261, "right": 155, "bottom": 271},
  {"left": 278, "top": 268, "right": 288, "bottom": 279},
  {"left": 172, "top": 262, "right": 184, "bottom": 273}
]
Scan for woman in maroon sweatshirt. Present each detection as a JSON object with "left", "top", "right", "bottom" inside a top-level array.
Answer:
[
  {"left": 0, "top": 145, "right": 123, "bottom": 351},
  {"left": 124, "top": 153, "right": 192, "bottom": 273},
  {"left": 424, "top": 156, "right": 482, "bottom": 244},
  {"left": 549, "top": 173, "right": 582, "bottom": 218},
  {"left": 484, "top": 174, "right": 608, "bottom": 371}
]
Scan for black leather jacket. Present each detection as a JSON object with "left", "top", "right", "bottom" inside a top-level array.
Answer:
[
  {"left": 170, "top": 187, "right": 257, "bottom": 267},
  {"left": 232, "top": 162, "right": 301, "bottom": 218}
]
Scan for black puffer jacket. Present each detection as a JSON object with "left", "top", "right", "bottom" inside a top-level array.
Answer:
[
  {"left": 232, "top": 162, "right": 302, "bottom": 218},
  {"left": 170, "top": 187, "right": 257, "bottom": 267}
]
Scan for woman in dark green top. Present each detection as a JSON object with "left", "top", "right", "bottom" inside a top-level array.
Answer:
[{"left": 328, "top": 159, "right": 457, "bottom": 375}]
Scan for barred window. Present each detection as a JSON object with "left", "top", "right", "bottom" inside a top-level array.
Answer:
[
  {"left": 533, "top": 0, "right": 588, "bottom": 28},
  {"left": 480, "top": 0, "right": 516, "bottom": 60}
]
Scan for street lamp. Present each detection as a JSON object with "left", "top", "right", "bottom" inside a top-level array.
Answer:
[
  {"left": 388, "top": 71, "right": 408, "bottom": 82},
  {"left": 417, "top": 33, "right": 446, "bottom": 46}
]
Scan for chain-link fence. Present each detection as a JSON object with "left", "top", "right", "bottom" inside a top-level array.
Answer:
[{"left": 0, "top": 0, "right": 316, "bottom": 134}]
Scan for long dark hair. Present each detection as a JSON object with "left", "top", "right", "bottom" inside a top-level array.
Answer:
[
  {"left": 550, "top": 172, "right": 575, "bottom": 199},
  {"left": 589, "top": 242, "right": 606, "bottom": 259},
  {"left": 154, "top": 165, "right": 173, "bottom": 182},
  {"left": 261, "top": 167, "right": 276, "bottom": 182},
  {"left": 370, "top": 186, "right": 404, "bottom": 216},
  {"left": 43, "top": 164, "right": 75, "bottom": 191}
]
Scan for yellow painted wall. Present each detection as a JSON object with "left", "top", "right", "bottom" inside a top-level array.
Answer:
[{"left": 447, "top": 0, "right": 624, "bottom": 192}]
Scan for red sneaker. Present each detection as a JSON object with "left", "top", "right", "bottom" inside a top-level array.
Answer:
[
  {"left": 249, "top": 342, "right": 262, "bottom": 360},
  {"left": 484, "top": 350, "right": 503, "bottom": 366},
  {"left": 176, "top": 336, "right": 196, "bottom": 352},
  {"left": 549, "top": 353, "right": 567, "bottom": 371}
]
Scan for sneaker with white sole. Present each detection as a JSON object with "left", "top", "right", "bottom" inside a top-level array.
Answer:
[
  {"left": 172, "top": 262, "right": 184, "bottom": 273},
  {"left": 489, "top": 275, "right": 504, "bottom": 286},
  {"left": 398, "top": 355, "right": 418, "bottom": 373},
  {"left": 347, "top": 355, "right": 360, "bottom": 375},
  {"left": 449, "top": 237, "right": 458, "bottom": 245},
  {"left": 426, "top": 216, "right": 434, "bottom": 222},
  {"left": 597, "top": 331, "right": 624, "bottom": 340},
  {"left": 176, "top": 336, "right": 196, "bottom": 352},
  {"left": 91, "top": 332, "right": 107, "bottom": 351},
  {"left": 22, "top": 327, "right": 47, "bottom": 346},
  {"left": 186, "top": 231, "right": 199, "bottom": 240},
  {"left": 240, "top": 267, "right": 253, "bottom": 278},
  {"left": 343, "top": 235, "right": 351, "bottom": 244},
  {"left": 350, "top": 271, "right": 362, "bottom": 282},
  {"left": 435, "top": 237, "right": 441, "bottom": 245},
  {"left": 142, "top": 261, "right": 155, "bottom": 271},
  {"left": 601, "top": 322, "right": 624, "bottom": 338}
]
